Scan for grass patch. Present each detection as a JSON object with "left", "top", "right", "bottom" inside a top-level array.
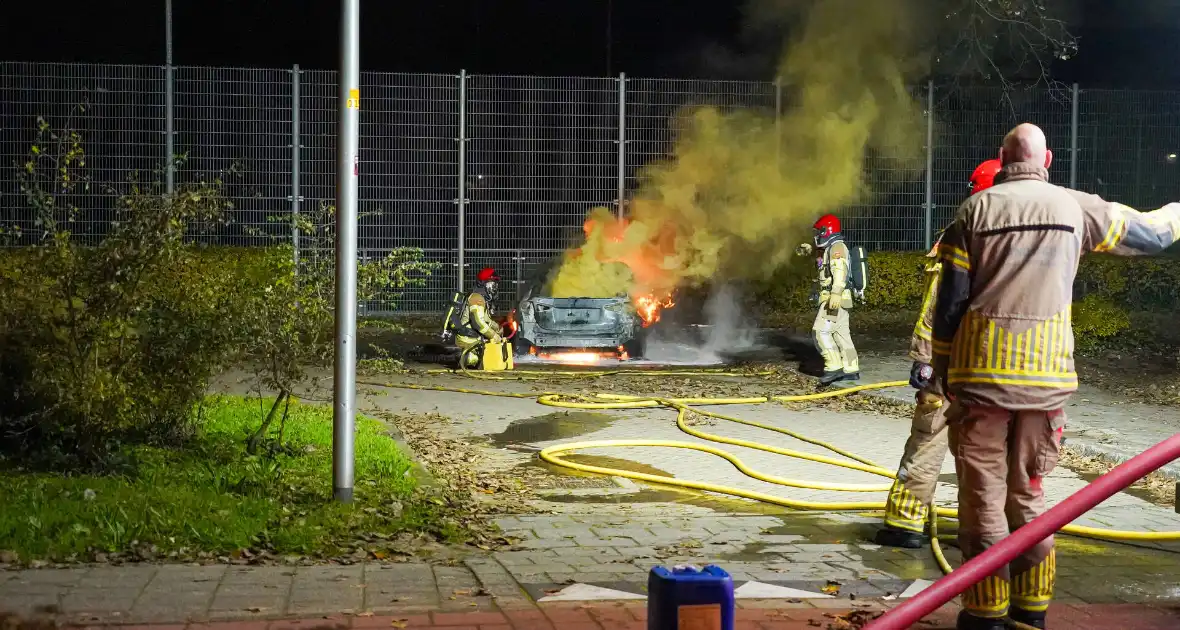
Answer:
[{"left": 0, "top": 396, "right": 456, "bottom": 563}]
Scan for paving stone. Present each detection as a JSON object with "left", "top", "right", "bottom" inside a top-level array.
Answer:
[{"left": 61, "top": 588, "right": 141, "bottom": 613}]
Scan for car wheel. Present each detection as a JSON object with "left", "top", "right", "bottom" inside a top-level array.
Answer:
[
  {"left": 514, "top": 338, "right": 535, "bottom": 356},
  {"left": 623, "top": 332, "right": 646, "bottom": 360}
]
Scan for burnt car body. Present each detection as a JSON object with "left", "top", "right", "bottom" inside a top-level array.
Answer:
[{"left": 515, "top": 292, "right": 646, "bottom": 358}]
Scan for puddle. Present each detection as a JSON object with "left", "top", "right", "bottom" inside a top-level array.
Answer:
[{"left": 488, "top": 411, "right": 614, "bottom": 446}]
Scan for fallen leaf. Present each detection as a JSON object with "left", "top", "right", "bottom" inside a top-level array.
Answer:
[{"left": 355, "top": 612, "right": 374, "bottom": 617}]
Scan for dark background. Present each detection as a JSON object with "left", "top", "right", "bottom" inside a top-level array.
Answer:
[{"left": 1, "top": 0, "right": 1179, "bottom": 88}]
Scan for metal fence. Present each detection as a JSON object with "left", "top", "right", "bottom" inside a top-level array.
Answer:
[{"left": 4, "top": 62, "right": 1180, "bottom": 312}]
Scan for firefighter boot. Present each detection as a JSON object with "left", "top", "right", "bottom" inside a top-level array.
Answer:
[
  {"left": 873, "top": 526, "right": 928, "bottom": 549},
  {"left": 837, "top": 370, "right": 861, "bottom": 382},
  {"left": 955, "top": 611, "right": 1007, "bottom": 630},
  {"left": 1008, "top": 608, "right": 1047, "bottom": 629},
  {"left": 819, "top": 369, "right": 846, "bottom": 386}
]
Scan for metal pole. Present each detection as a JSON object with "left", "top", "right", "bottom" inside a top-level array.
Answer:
[
  {"left": 457, "top": 70, "right": 467, "bottom": 291},
  {"left": 1069, "top": 82, "right": 1079, "bottom": 189},
  {"left": 333, "top": 0, "right": 360, "bottom": 504},
  {"left": 774, "top": 77, "right": 782, "bottom": 170},
  {"left": 924, "top": 80, "right": 934, "bottom": 250},
  {"left": 616, "top": 72, "right": 626, "bottom": 217},
  {"left": 165, "top": 0, "right": 175, "bottom": 194},
  {"left": 292, "top": 64, "right": 302, "bottom": 268}
]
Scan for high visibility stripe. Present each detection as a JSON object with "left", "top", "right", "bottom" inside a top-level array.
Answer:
[
  {"left": 912, "top": 266, "right": 940, "bottom": 343},
  {"left": 1095, "top": 205, "right": 1128, "bottom": 252},
  {"left": 884, "top": 480, "right": 927, "bottom": 533},
  {"left": 939, "top": 244, "right": 970, "bottom": 271},
  {"left": 962, "top": 575, "right": 1010, "bottom": 616},
  {"left": 948, "top": 309, "right": 1075, "bottom": 387},
  {"left": 1013, "top": 549, "right": 1056, "bottom": 612},
  {"left": 932, "top": 339, "right": 952, "bottom": 355}
]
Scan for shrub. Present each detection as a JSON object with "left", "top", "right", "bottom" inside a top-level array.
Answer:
[
  {"left": 1071, "top": 294, "right": 1132, "bottom": 352},
  {"left": 0, "top": 116, "right": 270, "bottom": 467}
]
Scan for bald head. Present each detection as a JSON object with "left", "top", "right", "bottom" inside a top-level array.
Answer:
[{"left": 1000, "top": 123, "right": 1053, "bottom": 169}]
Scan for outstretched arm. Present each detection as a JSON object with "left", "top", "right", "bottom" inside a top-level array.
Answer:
[{"left": 1073, "top": 190, "right": 1180, "bottom": 255}]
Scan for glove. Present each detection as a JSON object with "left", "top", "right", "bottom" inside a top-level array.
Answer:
[
  {"left": 795, "top": 242, "right": 814, "bottom": 257},
  {"left": 826, "top": 291, "right": 842, "bottom": 311},
  {"left": 490, "top": 334, "right": 504, "bottom": 344},
  {"left": 910, "top": 361, "right": 933, "bottom": 390}
]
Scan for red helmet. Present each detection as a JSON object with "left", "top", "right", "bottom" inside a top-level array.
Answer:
[
  {"left": 969, "top": 159, "right": 1002, "bottom": 195},
  {"left": 813, "top": 214, "right": 842, "bottom": 248},
  {"left": 476, "top": 267, "right": 500, "bottom": 283}
]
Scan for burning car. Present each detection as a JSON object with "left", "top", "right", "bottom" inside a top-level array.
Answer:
[
  {"left": 514, "top": 291, "right": 645, "bottom": 360},
  {"left": 512, "top": 280, "right": 675, "bottom": 361}
]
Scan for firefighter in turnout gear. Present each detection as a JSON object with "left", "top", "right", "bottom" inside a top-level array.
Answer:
[
  {"left": 796, "top": 214, "right": 859, "bottom": 386},
  {"left": 933, "top": 123, "right": 1180, "bottom": 630},
  {"left": 453, "top": 268, "right": 505, "bottom": 368},
  {"left": 875, "top": 158, "right": 1002, "bottom": 550}
]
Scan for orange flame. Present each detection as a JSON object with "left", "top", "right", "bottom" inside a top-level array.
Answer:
[
  {"left": 581, "top": 212, "right": 680, "bottom": 327},
  {"left": 536, "top": 350, "right": 622, "bottom": 365},
  {"left": 634, "top": 293, "right": 675, "bottom": 327}
]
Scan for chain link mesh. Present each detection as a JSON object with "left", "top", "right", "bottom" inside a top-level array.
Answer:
[{"left": 5, "top": 61, "right": 1180, "bottom": 312}]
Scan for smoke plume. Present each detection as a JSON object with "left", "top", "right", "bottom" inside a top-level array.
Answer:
[{"left": 547, "top": 0, "right": 927, "bottom": 300}]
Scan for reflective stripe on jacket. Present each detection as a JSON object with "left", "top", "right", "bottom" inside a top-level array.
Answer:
[
  {"left": 909, "top": 251, "right": 941, "bottom": 365},
  {"left": 931, "top": 162, "right": 1180, "bottom": 410}
]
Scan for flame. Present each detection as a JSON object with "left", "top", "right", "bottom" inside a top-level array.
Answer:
[
  {"left": 536, "top": 350, "right": 617, "bottom": 365},
  {"left": 634, "top": 293, "right": 675, "bottom": 327}
]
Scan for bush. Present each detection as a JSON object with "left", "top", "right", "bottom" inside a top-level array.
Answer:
[
  {"left": 1072, "top": 294, "right": 1132, "bottom": 352},
  {"left": 0, "top": 115, "right": 284, "bottom": 466}
]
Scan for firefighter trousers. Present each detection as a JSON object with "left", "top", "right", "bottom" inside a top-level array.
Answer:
[
  {"left": 812, "top": 306, "right": 858, "bottom": 374},
  {"left": 455, "top": 335, "right": 484, "bottom": 367},
  {"left": 948, "top": 403, "right": 1067, "bottom": 619},
  {"left": 883, "top": 387, "right": 949, "bottom": 534}
]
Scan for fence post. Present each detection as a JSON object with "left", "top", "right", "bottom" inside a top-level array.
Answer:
[
  {"left": 164, "top": 0, "right": 175, "bottom": 194},
  {"left": 1069, "top": 82, "right": 1079, "bottom": 189},
  {"left": 616, "top": 72, "right": 626, "bottom": 218},
  {"left": 923, "top": 80, "right": 934, "bottom": 250},
  {"left": 774, "top": 77, "right": 782, "bottom": 170},
  {"left": 457, "top": 69, "right": 468, "bottom": 291},
  {"left": 291, "top": 64, "right": 302, "bottom": 268}
]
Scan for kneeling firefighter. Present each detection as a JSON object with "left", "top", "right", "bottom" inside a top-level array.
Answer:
[
  {"left": 441, "top": 267, "right": 508, "bottom": 368},
  {"left": 874, "top": 158, "right": 1002, "bottom": 549}
]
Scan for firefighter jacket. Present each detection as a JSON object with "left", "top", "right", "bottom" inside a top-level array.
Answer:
[
  {"left": 817, "top": 239, "right": 854, "bottom": 309},
  {"left": 932, "top": 162, "right": 1180, "bottom": 410},
  {"left": 459, "top": 289, "right": 502, "bottom": 341},
  {"left": 909, "top": 242, "right": 941, "bottom": 365}
]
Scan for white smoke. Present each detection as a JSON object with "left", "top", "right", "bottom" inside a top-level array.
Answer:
[{"left": 642, "top": 284, "right": 762, "bottom": 365}]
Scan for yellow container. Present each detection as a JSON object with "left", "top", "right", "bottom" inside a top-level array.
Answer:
[{"left": 480, "top": 341, "right": 515, "bottom": 371}]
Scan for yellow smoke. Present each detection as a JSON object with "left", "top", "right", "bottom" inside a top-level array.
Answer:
[{"left": 548, "top": 0, "right": 927, "bottom": 300}]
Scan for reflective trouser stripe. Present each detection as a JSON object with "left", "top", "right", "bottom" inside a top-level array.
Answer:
[
  {"left": 1012, "top": 549, "right": 1056, "bottom": 612},
  {"left": 961, "top": 575, "right": 1010, "bottom": 618},
  {"left": 883, "top": 480, "right": 927, "bottom": 533}
]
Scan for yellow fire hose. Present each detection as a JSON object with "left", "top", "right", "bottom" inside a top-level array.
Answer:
[{"left": 366, "top": 368, "right": 1180, "bottom": 578}]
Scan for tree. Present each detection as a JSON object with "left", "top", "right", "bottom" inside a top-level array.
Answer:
[{"left": 929, "top": 0, "right": 1079, "bottom": 91}]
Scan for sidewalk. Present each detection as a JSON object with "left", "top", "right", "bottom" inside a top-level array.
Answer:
[{"left": 4, "top": 549, "right": 1180, "bottom": 628}]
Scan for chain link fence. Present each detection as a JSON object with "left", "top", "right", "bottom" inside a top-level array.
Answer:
[{"left": 5, "top": 61, "right": 1180, "bottom": 312}]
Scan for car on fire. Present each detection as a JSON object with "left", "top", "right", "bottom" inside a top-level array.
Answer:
[{"left": 513, "top": 290, "right": 647, "bottom": 359}]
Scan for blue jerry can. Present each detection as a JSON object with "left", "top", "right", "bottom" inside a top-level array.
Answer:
[{"left": 647, "top": 564, "right": 735, "bottom": 630}]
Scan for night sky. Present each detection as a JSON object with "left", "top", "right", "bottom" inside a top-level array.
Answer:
[{"left": 1, "top": 0, "right": 1179, "bottom": 88}]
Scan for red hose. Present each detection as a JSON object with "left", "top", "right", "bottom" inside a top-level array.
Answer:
[{"left": 866, "top": 432, "right": 1180, "bottom": 630}]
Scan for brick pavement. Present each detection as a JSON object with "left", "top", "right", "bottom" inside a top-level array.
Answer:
[{"left": 8, "top": 601, "right": 1180, "bottom": 629}]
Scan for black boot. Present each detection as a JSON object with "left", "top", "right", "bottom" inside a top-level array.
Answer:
[
  {"left": 837, "top": 371, "right": 861, "bottom": 382},
  {"left": 956, "top": 610, "right": 1007, "bottom": 630},
  {"left": 819, "top": 369, "right": 845, "bottom": 386},
  {"left": 1008, "top": 608, "right": 1047, "bottom": 629},
  {"left": 874, "top": 527, "right": 928, "bottom": 549}
]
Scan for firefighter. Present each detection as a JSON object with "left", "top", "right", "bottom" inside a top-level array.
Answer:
[
  {"left": 796, "top": 214, "right": 858, "bottom": 386},
  {"left": 454, "top": 267, "right": 505, "bottom": 368},
  {"left": 875, "top": 158, "right": 1002, "bottom": 549},
  {"left": 933, "top": 123, "right": 1180, "bottom": 630}
]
